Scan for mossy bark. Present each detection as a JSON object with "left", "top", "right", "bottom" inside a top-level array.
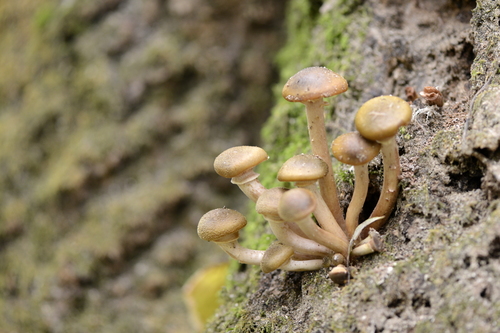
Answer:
[{"left": 206, "top": 0, "right": 500, "bottom": 332}]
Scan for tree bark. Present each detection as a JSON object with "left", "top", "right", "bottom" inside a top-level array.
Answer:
[{"left": 206, "top": 1, "right": 500, "bottom": 332}]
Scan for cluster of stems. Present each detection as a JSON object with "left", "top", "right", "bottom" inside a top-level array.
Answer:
[{"left": 198, "top": 67, "right": 412, "bottom": 282}]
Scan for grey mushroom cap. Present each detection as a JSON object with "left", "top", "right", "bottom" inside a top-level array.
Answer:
[
  {"left": 278, "top": 188, "right": 317, "bottom": 222},
  {"left": 213, "top": 146, "right": 268, "bottom": 178},
  {"left": 197, "top": 208, "right": 247, "bottom": 243},
  {"left": 282, "top": 67, "right": 348, "bottom": 102},
  {"left": 256, "top": 187, "right": 288, "bottom": 221},
  {"left": 261, "top": 241, "right": 295, "bottom": 273},
  {"left": 354, "top": 95, "right": 412, "bottom": 142},
  {"left": 277, "top": 154, "right": 328, "bottom": 182},
  {"left": 331, "top": 132, "right": 381, "bottom": 166}
]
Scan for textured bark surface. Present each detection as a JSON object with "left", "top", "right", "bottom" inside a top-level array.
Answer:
[
  {"left": 206, "top": 0, "right": 500, "bottom": 332},
  {"left": 1, "top": 0, "right": 499, "bottom": 332},
  {"left": 0, "top": 1, "right": 286, "bottom": 332}
]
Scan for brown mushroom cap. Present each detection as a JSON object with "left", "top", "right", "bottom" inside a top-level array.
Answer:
[
  {"left": 256, "top": 187, "right": 288, "bottom": 221},
  {"left": 261, "top": 241, "right": 295, "bottom": 273},
  {"left": 278, "top": 188, "right": 317, "bottom": 222},
  {"left": 197, "top": 208, "right": 247, "bottom": 243},
  {"left": 331, "top": 132, "right": 381, "bottom": 166},
  {"left": 354, "top": 95, "right": 412, "bottom": 142},
  {"left": 282, "top": 67, "right": 348, "bottom": 102},
  {"left": 213, "top": 146, "right": 268, "bottom": 178},
  {"left": 277, "top": 154, "right": 328, "bottom": 182}
]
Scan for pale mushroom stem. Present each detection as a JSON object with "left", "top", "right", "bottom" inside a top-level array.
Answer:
[
  {"left": 301, "top": 183, "right": 348, "bottom": 240},
  {"left": 304, "top": 99, "right": 346, "bottom": 231},
  {"left": 231, "top": 169, "right": 266, "bottom": 202},
  {"left": 218, "top": 241, "right": 263, "bottom": 265},
  {"left": 218, "top": 241, "right": 325, "bottom": 271},
  {"left": 345, "top": 165, "right": 369, "bottom": 238},
  {"left": 267, "top": 218, "right": 335, "bottom": 257},
  {"left": 367, "top": 137, "right": 400, "bottom": 233},
  {"left": 294, "top": 215, "right": 349, "bottom": 257}
]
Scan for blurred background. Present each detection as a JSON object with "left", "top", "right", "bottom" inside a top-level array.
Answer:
[{"left": 0, "top": 0, "right": 288, "bottom": 331}]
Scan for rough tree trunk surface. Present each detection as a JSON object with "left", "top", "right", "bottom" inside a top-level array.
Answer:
[
  {"left": 0, "top": 0, "right": 498, "bottom": 332},
  {"left": 206, "top": 0, "right": 500, "bottom": 332}
]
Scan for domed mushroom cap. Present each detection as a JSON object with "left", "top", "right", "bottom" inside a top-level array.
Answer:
[
  {"left": 277, "top": 154, "right": 328, "bottom": 182},
  {"left": 197, "top": 208, "right": 247, "bottom": 243},
  {"left": 214, "top": 146, "right": 268, "bottom": 178},
  {"left": 331, "top": 132, "right": 381, "bottom": 166},
  {"left": 354, "top": 95, "right": 412, "bottom": 142},
  {"left": 278, "top": 188, "right": 317, "bottom": 222},
  {"left": 282, "top": 67, "right": 348, "bottom": 102},
  {"left": 261, "top": 241, "right": 295, "bottom": 273},
  {"left": 256, "top": 187, "right": 288, "bottom": 221}
]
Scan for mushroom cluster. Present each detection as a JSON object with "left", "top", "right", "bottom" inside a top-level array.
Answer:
[{"left": 198, "top": 67, "right": 412, "bottom": 282}]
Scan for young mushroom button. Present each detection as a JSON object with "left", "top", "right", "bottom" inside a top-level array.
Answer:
[
  {"left": 197, "top": 208, "right": 263, "bottom": 265},
  {"left": 213, "top": 146, "right": 268, "bottom": 202},
  {"left": 278, "top": 188, "right": 349, "bottom": 256},
  {"left": 354, "top": 96, "right": 412, "bottom": 235},
  {"left": 282, "top": 67, "right": 348, "bottom": 229},
  {"left": 331, "top": 132, "right": 381, "bottom": 238},
  {"left": 277, "top": 154, "right": 347, "bottom": 240},
  {"left": 256, "top": 187, "right": 335, "bottom": 258}
]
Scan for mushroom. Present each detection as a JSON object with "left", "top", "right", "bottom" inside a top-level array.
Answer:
[
  {"left": 278, "top": 188, "right": 349, "bottom": 256},
  {"left": 354, "top": 95, "right": 412, "bottom": 234},
  {"left": 282, "top": 67, "right": 348, "bottom": 228},
  {"left": 351, "top": 229, "right": 383, "bottom": 257},
  {"left": 197, "top": 208, "right": 262, "bottom": 265},
  {"left": 256, "top": 187, "right": 335, "bottom": 258},
  {"left": 331, "top": 132, "right": 381, "bottom": 238},
  {"left": 198, "top": 208, "right": 326, "bottom": 271},
  {"left": 277, "top": 154, "right": 347, "bottom": 239},
  {"left": 213, "top": 146, "right": 268, "bottom": 202},
  {"left": 261, "top": 240, "right": 325, "bottom": 273},
  {"left": 328, "top": 264, "right": 349, "bottom": 285}
]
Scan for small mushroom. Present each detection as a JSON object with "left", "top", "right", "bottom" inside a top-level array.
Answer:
[
  {"left": 331, "top": 132, "right": 381, "bottom": 238},
  {"left": 278, "top": 188, "right": 349, "bottom": 256},
  {"left": 256, "top": 187, "right": 335, "bottom": 258},
  {"left": 261, "top": 241, "right": 325, "bottom": 273},
  {"left": 351, "top": 229, "right": 383, "bottom": 257},
  {"left": 198, "top": 208, "right": 326, "bottom": 272},
  {"left": 354, "top": 95, "right": 412, "bottom": 234},
  {"left": 328, "top": 264, "right": 349, "bottom": 285},
  {"left": 213, "top": 146, "right": 268, "bottom": 201},
  {"left": 282, "top": 67, "right": 348, "bottom": 227},
  {"left": 277, "top": 154, "right": 347, "bottom": 238},
  {"left": 198, "top": 208, "right": 263, "bottom": 265}
]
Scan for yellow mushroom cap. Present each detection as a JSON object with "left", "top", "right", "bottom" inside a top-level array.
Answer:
[
  {"left": 261, "top": 241, "right": 295, "bottom": 273},
  {"left": 354, "top": 95, "right": 412, "bottom": 142},
  {"left": 197, "top": 208, "right": 247, "bottom": 243},
  {"left": 214, "top": 146, "right": 268, "bottom": 178},
  {"left": 277, "top": 154, "right": 328, "bottom": 182},
  {"left": 278, "top": 188, "right": 317, "bottom": 222},
  {"left": 331, "top": 132, "right": 381, "bottom": 166},
  {"left": 256, "top": 187, "right": 288, "bottom": 221},
  {"left": 282, "top": 67, "right": 348, "bottom": 102}
]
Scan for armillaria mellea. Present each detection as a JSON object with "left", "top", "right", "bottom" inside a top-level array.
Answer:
[{"left": 197, "top": 67, "right": 411, "bottom": 282}]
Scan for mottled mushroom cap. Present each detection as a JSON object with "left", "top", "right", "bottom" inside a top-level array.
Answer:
[
  {"left": 354, "top": 95, "right": 412, "bottom": 142},
  {"left": 282, "top": 67, "right": 348, "bottom": 102},
  {"left": 214, "top": 146, "right": 268, "bottom": 178},
  {"left": 331, "top": 132, "right": 381, "bottom": 166},
  {"left": 256, "top": 187, "right": 288, "bottom": 221},
  {"left": 277, "top": 154, "right": 328, "bottom": 182},
  {"left": 261, "top": 241, "right": 295, "bottom": 274},
  {"left": 278, "top": 188, "right": 317, "bottom": 222},
  {"left": 197, "top": 208, "right": 247, "bottom": 243}
]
